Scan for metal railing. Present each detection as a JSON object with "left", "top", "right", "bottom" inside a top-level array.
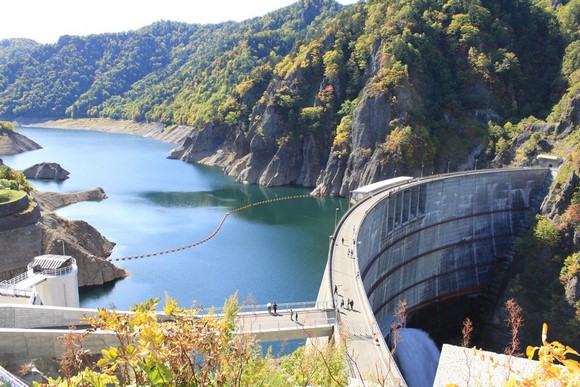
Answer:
[
  {"left": 0, "top": 265, "right": 75, "bottom": 289},
  {"left": 0, "top": 271, "right": 30, "bottom": 287},
  {"left": 237, "top": 318, "right": 337, "bottom": 334},
  {"left": 30, "top": 265, "right": 75, "bottom": 277},
  {"left": 0, "top": 365, "right": 27, "bottom": 387},
  {"left": 205, "top": 300, "right": 334, "bottom": 315}
]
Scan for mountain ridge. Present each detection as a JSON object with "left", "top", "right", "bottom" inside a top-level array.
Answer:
[
  {"left": 1, "top": 0, "right": 579, "bottom": 347},
  {"left": 0, "top": 0, "right": 571, "bottom": 197}
]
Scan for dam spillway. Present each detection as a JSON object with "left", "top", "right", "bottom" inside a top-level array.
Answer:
[{"left": 355, "top": 168, "right": 550, "bottom": 333}]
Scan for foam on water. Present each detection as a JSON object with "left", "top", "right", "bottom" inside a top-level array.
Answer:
[{"left": 393, "top": 328, "right": 440, "bottom": 387}]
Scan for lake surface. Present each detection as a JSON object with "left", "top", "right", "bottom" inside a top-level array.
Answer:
[{"left": 3, "top": 127, "right": 346, "bottom": 311}]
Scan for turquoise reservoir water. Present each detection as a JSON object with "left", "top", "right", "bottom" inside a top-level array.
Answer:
[{"left": 3, "top": 127, "right": 346, "bottom": 311}]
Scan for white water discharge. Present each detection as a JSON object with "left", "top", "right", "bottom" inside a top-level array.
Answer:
[{"left": 394, "top": 328, "right": 441, "bottom": 387}]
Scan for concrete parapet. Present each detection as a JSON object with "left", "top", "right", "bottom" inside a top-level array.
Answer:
[
  {"left": 0, "top": 328, "right": 118, "bottom": 360},
  {"left": 0, "top": 304, "right": 336, "bottom": 361},
  {"left": 0, "top": 304, "right": 98, "bottom": 329},
  {"left": 248, "top": 324, "right": 334, "bottom": 342},
  {"left": 0, "top": 193, "right": 29, "bottom": 217}
]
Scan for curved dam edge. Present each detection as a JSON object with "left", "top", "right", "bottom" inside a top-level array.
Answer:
[{"left": 317, "top": 167, "right": 551, "bottom": 384}]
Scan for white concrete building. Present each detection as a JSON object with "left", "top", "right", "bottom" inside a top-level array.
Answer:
[{"left": 0, "top": 255, "right": 79, "bottom": 307}]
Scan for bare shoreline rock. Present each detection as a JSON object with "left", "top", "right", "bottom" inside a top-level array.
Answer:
[
  {"left": 32, "top": 187, "right": 107, "bottom": 212},
  {"left": 23, "top": 162, "right": 70, "bottom": 180},
  {"left": 0, "top": 187, "right": 127, "bottom": 286},
  {"left": 33, "top": 188, "right": 128, "bottom": 287},
  {"left": 0, "top": 125, "right": 129, "bottom": 287},
  {"left": 39, "top": 212, "right": 127, "bottom": 287},
  {"left": 16, "top": 117, "right": 192, "bottom": 145},
  {"left": 0, "top": 127, "right": 42, "bottom": 155}
]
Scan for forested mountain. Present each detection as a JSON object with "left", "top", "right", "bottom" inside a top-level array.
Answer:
[
  {"left": 0, "top": 0, "right": 574, "bottom": 192},
  {"left": 0, "top": 0, "right": 579, "bottom": 348},
  {"left": 0, "top": 0, "right": 341, "bottom": 121},
  {"left": 0, "top": 38, "right": 40, "bottom": 65}
]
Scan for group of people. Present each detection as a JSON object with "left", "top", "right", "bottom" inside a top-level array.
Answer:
[
  {"left": 266, "top": 303, "right": 301, "bottom": 322},
  {"left": 289, "top": 309, "right": 299, "bottom": 322},
  {"left": 335, "top": 285, "right": 355, "bottom": 311},
  {"left": 267, "top": 302, "right": 278, "bottom": 314},
  {"left": 340, "top": 297, "right": 354, "bottom": 311}
]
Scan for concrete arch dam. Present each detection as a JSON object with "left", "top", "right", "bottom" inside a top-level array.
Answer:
[{"left": 355, "top": 168, "right": 551, "bottom": 335}]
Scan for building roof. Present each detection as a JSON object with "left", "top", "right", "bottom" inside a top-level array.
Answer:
[
  {"left": 537, "top": 154, "right": 561, "bottom": 161},
  {"left": 351, "top": 176, "right": 413, "bottom": 195},
  {"left": 28, "top": 255, "right": 73, "bottom": 271}
]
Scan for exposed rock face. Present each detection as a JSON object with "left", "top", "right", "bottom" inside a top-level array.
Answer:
[
  {"left": 23, "top": 162, "right": 70, "bottom": 180},
  {"left": 313, "top": 77, "right": 417, "bottom": 196},
  {"left": 0, "top": 195, "right": 42, "bottom": 281},
  {"left": 170, "top": 74, "right": 334, "bottom": 189},
  {"left": 31, "top": 187, "right": 107, "bottom": 212},
  {"left": 169, "top": 123, "right": 227, "bottom": 163},
  {"left": 0, "top": 188, "right": 126, "bottom": 286},
  {"left": 170, "top": 38, "right": 421, "bottom": 198},
  {"left": 316, "top": 88, "right": 395, "bottom": 196},
  {"left": 565, "top": 275, "right": 580, "bottom": 308},
  {"left": 39, "top": 212, "right": 126, "bottom": 287},
  {"left": 19, "top": 118, "right": 191, "bottom": 145},
  {"left": 541, "top": 171, "right": 579, "bottom": 219},
  {"left": 0, "top": 128, "right": 42, "bottom": 155},
  {"left": 33, "top": 189, "right": 126, "bottom": 286}
]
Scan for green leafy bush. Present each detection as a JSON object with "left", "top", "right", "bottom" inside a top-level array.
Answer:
[
  {"left": 0, "top": 166, "right": 33, "bottom": 193},
  {"left": 534, "top": 215, "right": 561, "bottom": 248}
]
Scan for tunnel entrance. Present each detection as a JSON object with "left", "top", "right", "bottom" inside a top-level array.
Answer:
[{"left": 404, "top": 294, "right": 483, "bottom": 348}]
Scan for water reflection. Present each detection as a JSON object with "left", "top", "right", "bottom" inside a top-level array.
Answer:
[{"left": 140, "top": 191, "right": 238, "bottom": 208}]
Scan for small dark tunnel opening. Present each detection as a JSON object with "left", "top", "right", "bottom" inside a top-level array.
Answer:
[{"left": 404, "top": 294, "right": 484, "bottom": 349}]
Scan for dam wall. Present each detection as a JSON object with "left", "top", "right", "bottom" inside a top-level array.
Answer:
[{"left": 355, "top": 168, "right": 551, "bottom": 332}]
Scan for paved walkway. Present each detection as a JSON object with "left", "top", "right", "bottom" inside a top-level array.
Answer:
[
  {"left": 237, "top": 308, "right": 335, "bottom": 341},
  {"left": 319, "top": 193, "right": 405, "bottom": 386}
]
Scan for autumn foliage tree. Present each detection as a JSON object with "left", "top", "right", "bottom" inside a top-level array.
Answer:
[{"left": 33, "top": 293, "right": 348, "bottom": 386}]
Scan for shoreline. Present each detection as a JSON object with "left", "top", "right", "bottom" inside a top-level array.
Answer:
[{"left": 15, "top": 117, "right": 192, "bottom": 145}]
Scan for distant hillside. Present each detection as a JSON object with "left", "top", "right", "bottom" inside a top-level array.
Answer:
[
  {"left": 1, "top": 0, "right": 579, "bottom": 352},
  {"left": 0, "top": 38, "right": 40, "bottom": 64},
  {"left": 0, "top": 0, "right": 574, "bottom": 194}
]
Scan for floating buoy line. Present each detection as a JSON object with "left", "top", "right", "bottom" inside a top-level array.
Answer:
[{"left": 107, "top": 194, "right": 312, "bottom": 262}]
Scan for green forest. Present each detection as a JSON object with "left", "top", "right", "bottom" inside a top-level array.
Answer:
[
  {"left": 0, "top": 0, "right": 573, "bottom": 129},
  {"left": 0, "top": 0, "right": 576, "bottom": 178},
  {"left": 1, "top": 0, "right": 579, "bottom": 367}
]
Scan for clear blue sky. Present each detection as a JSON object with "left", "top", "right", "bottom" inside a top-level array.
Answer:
[{"left": 1, "top": 0, "right": 359, "bottom": 44}]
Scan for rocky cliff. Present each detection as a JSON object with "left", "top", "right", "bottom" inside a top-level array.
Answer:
[
  {"left": 0, "top": 127, "right": 41, "bottom": 155},
  {"left": 23, "top": 162, "right": 70, "bottom": 180},
  {"left": 2, "top": 0, "right": 566, "bottom": 202},
  {"left": 167, "top": 0, "right": 558, "bottom": 198},
  {"left": 0, "top": 188, "right": 127, "bottom": 286},
  {"left": 33, "top": 189, "right": 127, "bottom": 287}
]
